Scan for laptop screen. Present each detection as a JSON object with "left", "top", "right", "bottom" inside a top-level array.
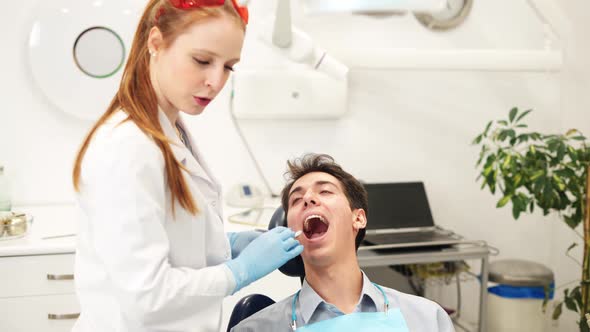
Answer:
[{"left": 363, "top": 182, "right": 435, "bottom": 230}]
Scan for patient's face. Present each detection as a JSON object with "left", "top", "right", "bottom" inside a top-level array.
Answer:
[{"left": 286, "top": 172, "right": 362, "bottom": 267}]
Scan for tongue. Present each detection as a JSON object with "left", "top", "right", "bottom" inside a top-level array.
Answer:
[
  {"left": 305, "top": 220, "right": 328, "bottom": 239},
  {"left": 309, "top": 232, "right": 325, "bottom": 239}
]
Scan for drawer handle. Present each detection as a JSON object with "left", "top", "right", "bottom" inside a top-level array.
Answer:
[
  {"left": 47, "top": 274, "right": 74, "bottom": 280},
  {"left": 48, "top": 313, "right": 80, "bottom": 320}
]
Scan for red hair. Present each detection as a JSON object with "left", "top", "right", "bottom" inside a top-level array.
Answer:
[{"left": 72, "top": 0, "right": 245, "bottom": 215}]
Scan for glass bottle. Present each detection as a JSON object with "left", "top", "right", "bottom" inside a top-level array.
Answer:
[{"left": 0, "top": 165, "right": 12, "bottom": 211}]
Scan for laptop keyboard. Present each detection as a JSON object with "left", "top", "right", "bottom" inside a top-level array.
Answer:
[{"left": 364, "top": 231, "right": 458, "bottom": 245}]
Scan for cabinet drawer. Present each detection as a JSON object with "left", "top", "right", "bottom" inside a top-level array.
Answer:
[
  {"left": 0, "top": 254, "right": 75, "bottom": 297},
  {"left": 0, "top": 293, "right": 79, "bottom": 332}
]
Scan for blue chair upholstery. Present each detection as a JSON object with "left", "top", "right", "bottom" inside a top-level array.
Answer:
[
  {"left": 227, "top": 207, "right": 305, "bottom": 331},
  {"left": 226, "top": 294, "right": 276, "bottom": 332}
]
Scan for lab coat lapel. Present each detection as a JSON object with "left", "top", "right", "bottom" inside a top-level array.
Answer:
[
  {"left": 157, "top": 110, "right": 216, "bottom": 189},
  {"left": 177, "top": 115, "right": 222, "bottom": 192}
]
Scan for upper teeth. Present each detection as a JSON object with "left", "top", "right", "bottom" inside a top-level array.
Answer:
[{"left": 304, "top": 215, "right": 326, "bottom": 230}]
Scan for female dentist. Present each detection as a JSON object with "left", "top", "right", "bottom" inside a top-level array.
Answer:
[{"left": 71, "top": 1, "right": 303, "bottom": 331}]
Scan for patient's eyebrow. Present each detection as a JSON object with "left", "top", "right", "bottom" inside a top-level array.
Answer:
[
  {"left": 288, "top": 186, "right": 303, "bottom": 200},
  {"left": 288, "top": 180, "right": 339, "bottom": 200}
]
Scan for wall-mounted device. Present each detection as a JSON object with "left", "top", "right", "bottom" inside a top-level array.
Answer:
[
  {"left": 231, "top": 69, "right": 347, "bottom": 119},
  {"left": 226, "top": 183, "right": 265, "bottom": 208}
]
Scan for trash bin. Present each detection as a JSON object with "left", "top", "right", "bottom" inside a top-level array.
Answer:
[{"left": 487, "top": 259, "right": 554, "bottom": 332}]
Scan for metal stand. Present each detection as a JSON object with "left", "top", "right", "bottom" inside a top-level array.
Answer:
[{"left": 357, "top": 242, "right": 490, "bottom": 332}]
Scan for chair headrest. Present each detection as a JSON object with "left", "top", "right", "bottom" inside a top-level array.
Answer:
[{"left": 268, "top": 206, "right": 305, "bottom": 278}]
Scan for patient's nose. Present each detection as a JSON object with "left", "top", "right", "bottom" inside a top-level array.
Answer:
[{"left": 303, "top": 190, "right": 318, "bottom": 207}]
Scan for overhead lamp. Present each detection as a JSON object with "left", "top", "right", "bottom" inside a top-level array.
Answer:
[{"left": 238, "top": 0, "right": 349, "bottom": 81}]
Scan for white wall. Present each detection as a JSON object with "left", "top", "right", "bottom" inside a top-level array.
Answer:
[{"left": 1, "top": 0, "right": 588, "bottom": 330}]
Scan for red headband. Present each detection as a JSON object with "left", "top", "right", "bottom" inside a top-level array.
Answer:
[{"left": 156, "top": 0, "right": 249, "bottom": 25}]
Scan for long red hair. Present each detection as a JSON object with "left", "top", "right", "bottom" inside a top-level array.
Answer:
[{"left": 72, "top": 0, "right": 244, "bottom": 215}]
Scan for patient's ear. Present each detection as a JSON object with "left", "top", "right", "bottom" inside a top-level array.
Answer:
[{"left": 352, "top": 209, "right": 367, "bottom": 230}]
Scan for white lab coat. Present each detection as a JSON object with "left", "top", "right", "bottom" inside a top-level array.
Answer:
[{"left": 72, "top": 109, "right": 235, "bottom": 332}]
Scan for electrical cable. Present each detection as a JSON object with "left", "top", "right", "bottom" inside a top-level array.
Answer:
[{"left": 228, "top": 77, "right": 279, "bottom": 198}]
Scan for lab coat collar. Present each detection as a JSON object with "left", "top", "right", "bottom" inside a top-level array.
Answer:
[
  {"left": 299, "top": 271, "right": 385, "bottom": 323},
  {"left": 156, "top": 108, "right": 219, "bottom": 190}
]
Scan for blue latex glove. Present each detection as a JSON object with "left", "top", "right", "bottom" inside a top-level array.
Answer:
[
  {"left": 227, "top": 231, "right": 262, "bottom": 259},
  {"left": 225, "top": 226, "right": 303, "bottom": 293}
]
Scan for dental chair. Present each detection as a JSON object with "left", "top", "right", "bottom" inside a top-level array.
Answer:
[{"left": 226, "top": 206, "right": 304, "bottom": 332}]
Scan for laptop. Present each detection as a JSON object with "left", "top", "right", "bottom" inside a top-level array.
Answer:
[{"left": 360, "top": 182, "right": 463, "bottom": 250}]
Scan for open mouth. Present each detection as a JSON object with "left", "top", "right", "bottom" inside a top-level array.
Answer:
[
  {"left": 303, "top": 214, "right": 329, "bottom": 240},
  {"left": 193, "top": 96, "right": 211, "bottom": 107}
]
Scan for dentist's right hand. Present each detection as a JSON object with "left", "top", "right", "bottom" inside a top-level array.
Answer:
[{"left": 225, "top": 226, "right": 303, "bottom": 293}]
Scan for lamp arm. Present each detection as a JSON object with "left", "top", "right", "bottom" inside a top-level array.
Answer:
[{"left": 273, "top": 0, "right": 292, "bottom": 48}]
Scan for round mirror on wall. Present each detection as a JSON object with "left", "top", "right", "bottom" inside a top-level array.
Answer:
[
  {"left": 28, "top": 0, "right": 141, "bottom": 121},
  {"left": 73, "top": 27, "right": 125, "bottom": 79}
]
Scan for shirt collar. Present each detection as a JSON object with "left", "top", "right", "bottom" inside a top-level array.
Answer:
[{"left": 299, "top": 271, "right": 385, "bottom": 323}]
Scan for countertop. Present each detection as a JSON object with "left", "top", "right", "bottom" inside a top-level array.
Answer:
[{"left": 0, "top": 200, "right": 281, "bottom": 257}]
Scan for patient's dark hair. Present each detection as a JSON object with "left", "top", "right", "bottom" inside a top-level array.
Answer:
[{"left": 280, "top": 153, "right": 368, "bottom": 250}]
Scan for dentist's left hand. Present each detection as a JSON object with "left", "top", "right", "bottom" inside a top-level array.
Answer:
[{"left": 227, "top": 231, "right": 261, "bottom": 259}]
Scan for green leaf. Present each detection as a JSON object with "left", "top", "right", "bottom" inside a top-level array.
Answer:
[
  {"left": 516, "top": 124, "right": 528, "bottom": 128},
  {"left": 548, "top": 139, "right": 560, "bottom": 152},
  {"left": 572, "top": 136, "right": 587, "bottom": 141},
  {"left": 529, "top": 201, "right": 535, "bottom": 213},
  {"left": 516, "top": 109, "right": 533, "bottom": 123},
  {"left": 509, "top": 107, "right": 518, "bottom": 123},
  {"left": 530, "top": 145, "right": 537, "bottom": 154},
  {"left": 514, "top": 174, "right": 523, "bottom": 187},
  {"left": 566, "top": 129, "right": 579, "bottom": 137},
  {"left": 564, "top": 216, "right": 579, "bottom": 229},
  {"left": 553, "top": 175, "right": 566, "bottom": 191},
  {"left": 571, "top": 286, "right": 582, "bottom": 312},
  {"left": 566, "top": 242, "right": 578, "bottom": 254},
  {"left": 543, "top": 181, "right": 553, "bottom": 206},
  {"left": 498, "top": 120, "right": 509, "bottom": 126},
  {"left": 472, "top": 134, "right": 483, "bottom": 145},
  {"left": 512, "top": 197, "right": 524, "bottom": 219},
  {"left": 502, "top": 155, "right": 512, "bottom": 169},
  {"left": 552, "top": 301, "right": 563, "bottom": 320},
  {"left": 483, "top": 121, "right": 493, "bottom": 137},
  {"left": 557, "top": 143, "right": 566, "bottom": 161},
  {"left": 530, "top": 170, "right": 545, "bottom": 181},
  {"left": 517, "top": 133, "right": 530, "bottom": 144},
  {"left": 568, "top": 146, "right": 578, "bottom": 162},
  {"left": 483, "top": 165, "right": 494, "bottom": 177},
  {"left": 555, "top": 168, "right": 576, "bottom": 178},
  {"left": 497, "top": 195, "right": 512, "bottom": 208}
]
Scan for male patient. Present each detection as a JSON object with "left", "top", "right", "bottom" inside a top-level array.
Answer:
[{"left": 231, "top": 153, "right": 454, "bottom": 331}]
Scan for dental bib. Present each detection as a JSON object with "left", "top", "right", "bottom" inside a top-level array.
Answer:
[{"left": 290, "top": 283, "right": 410, "bottom": 332}]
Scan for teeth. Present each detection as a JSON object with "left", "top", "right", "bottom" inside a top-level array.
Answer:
[{"left": 304, "top": 214, "right": 326, "bottom": 231}]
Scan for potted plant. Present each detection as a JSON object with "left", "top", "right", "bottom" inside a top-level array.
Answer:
[{"left": 472, "top": 107, "right": 590, "bottom": 331}]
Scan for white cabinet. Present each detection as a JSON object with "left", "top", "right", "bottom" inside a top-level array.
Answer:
[
  {"left": 0, "top": 294, "right": 79, "bottom": 332},
  {"left": 0, "top": 254, "right": 79, "bottom": 332}
]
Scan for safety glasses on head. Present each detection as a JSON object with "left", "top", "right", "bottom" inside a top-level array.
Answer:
[{"left": 162, "top": 0, "right": 249, "bottom": 25}]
